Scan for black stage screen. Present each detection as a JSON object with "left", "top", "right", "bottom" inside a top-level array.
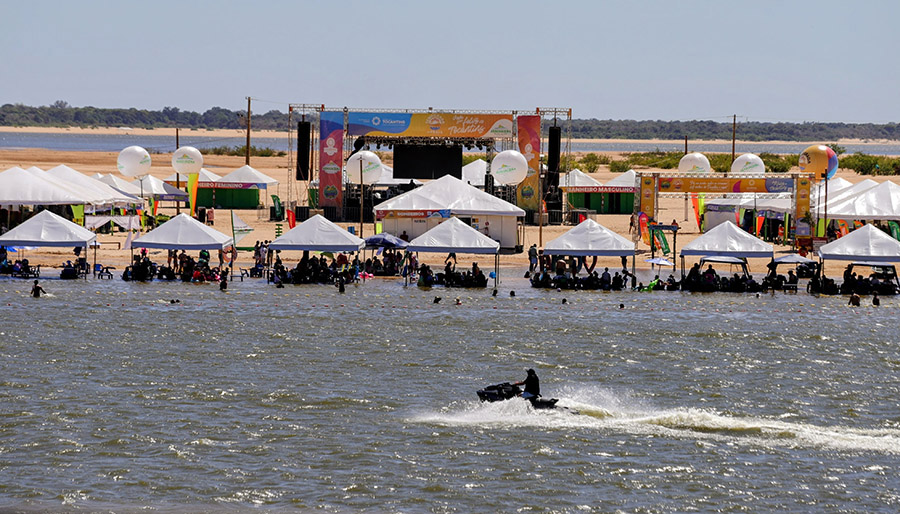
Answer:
[{"left": 393, "top": 144, "right": 462, "bottom": 180}]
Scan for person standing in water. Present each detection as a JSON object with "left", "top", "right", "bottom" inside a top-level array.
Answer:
[{"left": 31, "top": 280, "right": 45, "bottom": 298}]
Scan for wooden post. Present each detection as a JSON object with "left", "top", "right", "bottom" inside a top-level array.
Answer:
[{"left": 731, "top": 114, "right": 736, "bottom": 165}]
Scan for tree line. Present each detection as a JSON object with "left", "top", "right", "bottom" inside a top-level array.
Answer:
[{"left": 2, "top": 102, "right": 900, "bottom": 142}]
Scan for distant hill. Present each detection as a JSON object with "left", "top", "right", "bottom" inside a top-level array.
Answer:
[{"left": 2, "top": 102, "right": 899, "bottom": 141}]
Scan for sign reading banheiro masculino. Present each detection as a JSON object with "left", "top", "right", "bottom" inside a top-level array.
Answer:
[{"left": 347, "top": 112, "right": 513, "bottom": 138}]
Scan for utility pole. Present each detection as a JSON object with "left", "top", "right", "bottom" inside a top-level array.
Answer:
[
  {"left": 731, "top": 114, "right": 736, "bottom": 165},
  {"left": 245, "top": 97, "right": 252, "bottom": 165},
  {"left": 175, "top": 127, "right": 181, "bottom": 214}
]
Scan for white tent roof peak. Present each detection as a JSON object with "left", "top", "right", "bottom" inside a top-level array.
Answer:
[
  {"left": 0, "top": 210, "right": 96, "bottom": 247},
  {"left": 268, "top": 214, "right": 365, "bottom": 252},
  {"left": 219, "top": 165, "right": 278, "bottom": 187},
  {"left": 374, "top": 174, "right": 525, "bottom": 217},
  {"left": 165, "top": 168, "right": 223, "bottom": 183},
  {"left": 133, "top": 175, "right": 189, "bottom": 200},
  {"left": 0, "top": 166, "right": 89, "bottom": 205},
  {"left": 602, "top": 169, "right": 637, "bottom": 189},
  {"left": 818, "top": 224, "right": 900, "bottom": 262},
  {"left": 560, "top": 169, "right": 603, "bottom": 189},
  {"left": 826, "top": 180, "right": 900, "bottom": 220},
  {"left": 406, "top": 216, "right": 500, "bottom": 254},
  {"left": 45, "top": 164, "right": 140, "bottom": 204},
  {"left": 97, "top": 174, "right": 143, "bottom": 195},
  {"left": 543, "top": 218, "right": 635, "bottom": 256},
  {"left": 461, "top": 159, "right": 487, "bottom": 187},
  {"left": 132, "top": 213, "right": 233, "bottom": 250},
  {"left": 681, "top": 221, "right": 773, "bottom": 258}
]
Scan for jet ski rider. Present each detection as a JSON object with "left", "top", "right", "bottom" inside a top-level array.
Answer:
[{"left": 513, "top": 369, "right": 540, "bottom": 400}]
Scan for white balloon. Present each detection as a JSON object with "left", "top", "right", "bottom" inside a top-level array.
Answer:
[
  {"left": 731, "top": 153, "right": 765, "bottom": 174},
  {"left": 117, "top": 146, "right": 152, "bottom": 177},
  {"left": 171, "top": 146, "right": 203, "bottom": 175},
  {"left": 346, "top": 151, "right": 383, "bottom": 185},
  {"left": 491, "top": 150, "right": 528, "bottom": 185},
  {"left": 678, "top": 152, "right": 712, "bottom": 173}
]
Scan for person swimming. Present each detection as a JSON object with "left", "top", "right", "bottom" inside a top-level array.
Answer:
[{"left": 31, "top": 280, "right": 45, "bottom": 298}]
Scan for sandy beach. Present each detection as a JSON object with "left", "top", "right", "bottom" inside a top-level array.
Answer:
[{"left": 1, "top": 147, "right": 894, "bottom": 281}]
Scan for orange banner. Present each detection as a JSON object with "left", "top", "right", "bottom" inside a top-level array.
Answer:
[
  {"left": 639, "top": 175, "right": 656, "bottom": 219},
  {"left": 516, "top": 115, "right": 541, "bottom": 210}
]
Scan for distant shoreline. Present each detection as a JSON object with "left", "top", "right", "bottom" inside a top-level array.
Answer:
[{"left": 1, "top": 126, "right": 898, "bottom": 147}]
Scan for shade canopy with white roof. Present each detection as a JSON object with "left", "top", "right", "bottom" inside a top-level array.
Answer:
[
  {"left": 0, "top": 210, "right": 96, "bottom": 247},
  {"left": 268, "top": 214, "right": 365, "bottom": 252},
  {"left": 559, "top": 169, "right": 603, "bottom": 192},
  {"left": 773, "top": 253, "right": 817, "bottom": 265},
  {"left": 814, "top": 178, "right": 878, "bottom": 210},
  {"left": 45, "top": 165, "right": 140, "bottom": 205},
  {"left": 218, "top": 165, "right": 279, "bottom": 189},
  {"left": 406, "top": 217, "right": 500, "bottom": 254},
  {"left": 0, "top": 166, "right": 88, "bottom": 205},
  {"left": 164, "top": 168, "right": 224, "bottom": 186},
  {"left": 132, "top": 175, "right": 190, "bottom": 201},
  {"left": 817, "top": 224, "right": 900, "bottom": 262},
  {"left": 95, "top": 174, "right": 143, "bottom": 196},
  {"left": 597, "top": 169, "right": 637, "bottom": 193},
  {"left": 680, "top": 221, "right": 773, "bottom": 258},
  {"left": 132, "top": 213, "right": 233, "bottom": 250},
  {"left": 461, "top": 159, "right": 487, "bottom": 187},
  {"left": 543, "top": 218, "right": 635, "bottom": 256},
  {"left": 825, "top": 180, "right": 900, "bottom": 221},
  {"left": 373, "top": 165, "right": 422, "bottom": 187},
  {"left": 374, "top": 175, "right": 524, "bottom": 250}
]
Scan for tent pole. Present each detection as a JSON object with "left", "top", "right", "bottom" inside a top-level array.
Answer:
[
  {"left": 494, "top": 253, "right": 499, "bottom": 290},
  {"left": 91, "top": 243, "right": 96, "bottom": 279}
]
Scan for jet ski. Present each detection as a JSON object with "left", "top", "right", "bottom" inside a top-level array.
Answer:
[{"left": 476, "top": 382, "right": 559, "bottom": 410}]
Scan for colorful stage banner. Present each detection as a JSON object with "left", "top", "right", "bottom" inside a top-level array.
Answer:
[
  {"left": 639, "top": 175, "right": 656, "bottom": 219},
  {"left": 516, "top": 115, "right": 541, "bottom": 210},
  {"left": 657, "top": 176, "right": 794, "bottom": 194},
  {"left": 188, "top": 173, "right": 199, "bottom": 216},
  {"left": 319, "top": 111, "right": 345, "bottom": 209},
  {"left": 347, "top": 112, "right": 513, "bottom": 138},
  {"left": 794, "top": 175, "right": 812, "bottom": 236}
]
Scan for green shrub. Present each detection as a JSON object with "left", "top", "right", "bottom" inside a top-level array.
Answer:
[{"left": 609, "top": 160, "right": 632, "bottom": 173}]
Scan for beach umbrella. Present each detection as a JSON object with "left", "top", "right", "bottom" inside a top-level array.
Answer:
[{"left": 646, "top": 257, "right": 674, "bottom": 266}]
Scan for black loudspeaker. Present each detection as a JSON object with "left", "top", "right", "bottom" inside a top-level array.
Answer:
[
  {"left": 548, "top": 126, "right": 561, "bottom": 172},
  {"left": 485, "top": 172, "right": 495, "bottom": 195},
  {"left": 297, "top": 121, "right": 311, "bottom": 181},
  {"left": 548, "top": 171, "right": 559, "bottom": 189}
]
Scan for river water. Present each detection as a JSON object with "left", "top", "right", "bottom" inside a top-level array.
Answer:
[
  {"left": 1, "top": 274, "right": 898, "bottom": 512},
  {"left": 3, "top": 131, "right": 900, "bottom": 156}
]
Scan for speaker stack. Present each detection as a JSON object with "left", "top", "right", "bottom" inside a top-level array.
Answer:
[{"left": 296, "top": 121, "right": 311, "bottom": 181}]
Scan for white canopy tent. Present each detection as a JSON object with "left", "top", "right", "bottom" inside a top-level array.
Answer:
[
  {"left": 24, "top": 166, "right": 110, "bottom": 206},
  {"left": 374, "top": 175, "right": 525, "bottom": 250},
  {"left": 461, "top": 159, "right": 487, "bottom": 187},
  {"left": 164, "top": 168, "right": 224, "bottom": 185},
  {"left": 0, "top": 210, "right": 96, "bottom": 247},
  {"left": 132, "top": 213, "right": 233, "bottom": 250},
  {"left": 45, "top": 165, "right": 140, "bottom": 205},
  {"left": 218, "top": 165, "right": 279, "bottom": 188},
  {"left": 825, "top": 180, "right": 900, "bottom": 220},
  {"left": 373, "top": 165, "right": 422, "bottom": 187},
  {"left": 815, "top": 178, "right": 878, "bottom": 211},
  {"left": 543, "top": 218, "right": 634, "bottom": 256},
  {"left": 268, "top": 214, "right": 365, "bottom": 253},
  {"left": 818, "top": 224, "right": 900, "bottom": 262},
  {"left": 95, "top": 174, "right": 144, "bottom": 196},
  {"left": 0, "top": 166, "right": 88, "bottom": 205},
  {"left": 132, "top": 175, "right": 190, "bottom": 201},
  {"left": 559, "top": 169, "right": 603, "bottom": 191},
  {"left": 598, "top": 169, "right": 637, "bottom": 192},
  {"left": 681, "top": 221, "right": 773, "bottom": 259},
  {"left": 406, "top": 216, "right": 500, "bottom": 288}
]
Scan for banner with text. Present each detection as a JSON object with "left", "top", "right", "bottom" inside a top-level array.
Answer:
[
  {"left": 347, "top": 112, "right": 514, "bottom": 138},
  {"left": 516, "top": 115, "right": 541, "bottom": 210},
  {"left": 657, "top": 176, "right": 794, "bottom": 194},
  {"left": 639, "top": 175, "right": 657, "bottom": 220},
  {"left": 319, "top": 111, "right": 345, "bottom": 209}
]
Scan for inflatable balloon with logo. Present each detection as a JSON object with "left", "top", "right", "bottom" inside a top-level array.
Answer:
[{"left": 799, "top": 145, "right": 838, "bottom": 181}]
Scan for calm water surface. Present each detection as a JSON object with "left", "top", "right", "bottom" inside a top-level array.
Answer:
[{"left": 1, "top": 274, "right": 899, "bottom": 512}]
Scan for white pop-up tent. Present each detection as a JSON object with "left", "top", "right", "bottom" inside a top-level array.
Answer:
[
  {"left": 818, "top": 224, "right": 900, "bottom": 262},
  {"left": 95, "top": 174, "right": 143, "bottom": 196},
  {"left": 0, "top": 210, "right": 96, "bottom": 247},
  {"left": 0, "top": 166, "right": 89, "bottom": 205},
  {"left": 406, "top": 216, "right": 500, "bottom": 288},
  {"left": 559, "top": 169, "right": 603, "bottom": 191},
  {"left": 164, "top": 168, "right": 224, "bottom": 185},
  {"left": 374, "top": 175, "right": 525, "bottom": 250},
  {"left": 461, "top": 159, "right": 487, "bottom": 187},
  {"left": 543, "top": 218, "right": 634, "bottom": 256},
  {"left": 825, "top": 180, "right": 900, "bottom": 220},
  {"left": 133, "top": 175, "right": 190, "bottom": 202},
  {"left": 816, "top": 178, "right": 879, "bottom": 211},
  {"left": 373, "top": 165, "right": 422, "bottom": 187},
  {"left": 45, "top": 165, "right": 140, "bottom": 206},
  {"left": 218, "top": 165, "right": 279, "bottom": 188},
  {"left": 681, "top": 221, "right": 773, "bottom": 259},
  {"left": 132, "top": 213, "right": 233, "bottom": 250},
  {"left": 268, "top": 214, "right": 365, "bottom": 253}
]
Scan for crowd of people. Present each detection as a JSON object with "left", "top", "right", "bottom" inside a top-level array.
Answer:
[{"left": 123, "top": 247, "right": 229, "bottom": 284}]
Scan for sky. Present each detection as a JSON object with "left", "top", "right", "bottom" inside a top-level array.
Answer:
[{"left": 3, "top": 0, "right": 899, "bottom": 123}]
